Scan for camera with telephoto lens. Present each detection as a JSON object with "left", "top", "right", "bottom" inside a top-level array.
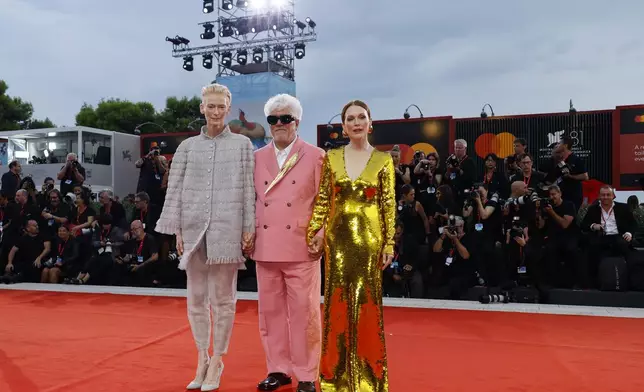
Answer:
[
  {"left": 446, "top": 154, "right": 460, "bottom": 167},
  {"left": 446, "top": 215, "right": 457, "bottom": 235},
  {"left": 538, "top": 197, "right": 551, "bottom": 210},
  {"left": 509, "top": 216, "right": 527, "bottom": 238},
  {"left": 71, "top": 160, "right": 79, "bottom": 168},
  {"left": 557, "top": 161, "right": 570, "bottom": 176}
]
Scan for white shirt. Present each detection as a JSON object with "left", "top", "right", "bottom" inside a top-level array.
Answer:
[
  {"left": 274, "top": 136, "right": 297, "bottom": 169},
  {"left": 601, "top": 203, "right": 618, "bottom": 235}
]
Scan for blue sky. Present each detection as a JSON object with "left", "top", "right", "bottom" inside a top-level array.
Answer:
[{"left": 1, "top": 0, "right": 644, "bottom": 143}]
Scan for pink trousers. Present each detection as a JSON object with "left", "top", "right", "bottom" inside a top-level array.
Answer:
[
  {"left": 186, "top": 242, "right": 240, "bottom": 356},
  {"left": 256, "top": 260, "right": 322, "bottom": 382}
]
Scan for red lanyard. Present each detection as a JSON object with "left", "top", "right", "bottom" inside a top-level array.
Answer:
[
  {"left": 100, "top": 229, "right": 111, "bottom": 242},
  {"left": 58, "top": 240, "right": 68, "bottom": 256},
  {"left": 140, "top": 210, "right": 146, "bottom": 222},
  {"left": 20, "top": 205, "right": 26, "bottom": 216},
  {"left": 601, "top": 207, "right": 614, "bottom": 226},
  {"left": 484, "top": 171, "right": 493, "bottom": 184},
  {"left": 523, "top": 175, "right": 531, "bottom": 186},
  {"left": 0, "top": 208, "right": 5, "bottom": 221},
  {"left": 137, "top": 235, "right": 145, "bottom": 256},
  {"left": 105, "top": 204, "right": 111, "bottom": 215}
]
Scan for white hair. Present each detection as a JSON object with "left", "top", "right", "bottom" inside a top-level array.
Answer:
[
  {"left": 264, "top": 94, "right": 303, "bottom": 120},
  {"left": 67, "top": 153, "right": 77, "bottom": 160},
  {"left": 454, "top": 139, "right": 467, "bottom": 148},
  {"left": 201, "top": 83, "right": 232, "bottom": 105},
  {"left": 99, "top": 189, "right": 114, "bottom": 199}
]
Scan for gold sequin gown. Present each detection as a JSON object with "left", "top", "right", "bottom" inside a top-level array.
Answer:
[{"left": 307, "top": 146, "right": 396, "bottom": 392}]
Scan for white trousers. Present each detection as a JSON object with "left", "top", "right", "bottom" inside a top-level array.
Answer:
[{"left": 186, "top": 240, "right": 239, "bottom": 355}]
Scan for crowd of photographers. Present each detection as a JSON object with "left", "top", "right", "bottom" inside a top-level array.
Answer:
[
  {"left": 383, "top": 137, "right": 644, "bottom": 300},
  {"left": 3, "top": 141, "right": 644, "bottom": 302}
]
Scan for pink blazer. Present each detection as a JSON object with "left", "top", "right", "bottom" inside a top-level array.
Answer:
[{"left": 252, "top": 138, "right": 325, "bottom": 262}]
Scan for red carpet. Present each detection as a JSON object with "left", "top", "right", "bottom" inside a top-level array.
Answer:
[{"left": 1, "top": 290, "right": 644, "bottom": 392}]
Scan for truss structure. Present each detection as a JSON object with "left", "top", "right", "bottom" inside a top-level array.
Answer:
[{"left": 166, "top": 0, "right": 317, "bottom": 81}]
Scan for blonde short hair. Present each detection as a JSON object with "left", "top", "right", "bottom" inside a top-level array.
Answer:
[{"left": 201, "top": 83, "right": 232, "bottom": 105}]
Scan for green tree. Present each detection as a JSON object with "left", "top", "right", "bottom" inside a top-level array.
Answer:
[
  {"left": 75, "top": 98, "right": 157, "bottom": 134},
  {"left": 156, "top": 96, "right": 203, "bottom": 133},
  {"left": 0, "top": 80, "right": 34, "bottom": 131},
  {"left": 25, "top": 117, "right": 57, "bottom": 129}
]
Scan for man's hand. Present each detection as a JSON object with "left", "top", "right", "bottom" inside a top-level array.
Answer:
[
  {"left": 623, "top": 232, "right": 633, "bottom": 242},
  {"left": 123, "top": 232, "right": 131, "bottom": 241},
  {"left": 381, "top": 253, "right": 393, "bottom": 270},
  {"left": 34, "top": 258, "right": 42, "bottom": 268},
  {"left": 591, "top": 223, "right": 603, "bottom": 232},
  {"left": 308, "top": 235, "right": 324, "bottom": 258},
  {"left": 176, "top": 233, "right": 184, "bottom": 256},
  {"left": 5, "top": 263, "right": 13, "bottom": 273},
  {"left": 42, "top": 212, "right": 53, "bottom": 220},
  {"left": 514, "top": 236, "right": 527, "bottom": 247},
  {"left": 241, "top": 232, "right": 255, "bottom": 255},
  {"left": 544, "top": 205, "right": 555, "bottom": 215}
]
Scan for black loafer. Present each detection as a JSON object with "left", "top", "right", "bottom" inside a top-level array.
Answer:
[
  {"left": 257, "top": 372, "right": 292, "bottom": 391},
  {"left": 297, "top": 381, "right": 316, "bottom": 392}
]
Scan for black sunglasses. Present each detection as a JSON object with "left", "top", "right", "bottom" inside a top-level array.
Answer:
[{"left": 267, "top": 114, "right": 296, "bottom": 125}]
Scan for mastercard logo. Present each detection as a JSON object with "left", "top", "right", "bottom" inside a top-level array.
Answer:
[
  {"left": 635, "top": 115, "right": 644, "bottom": 123},
  {"left": 474, "top": 132, "right": 516, "bottom": 159}
]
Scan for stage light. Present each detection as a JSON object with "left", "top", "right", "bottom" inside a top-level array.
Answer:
[
  {"left": 203, "top": 54, "right": 213, "bottom": 69},
  {"left": 175, "top": 35, "right": 190, "bottom": 45},
  {"left": 200, "top": 23, "right": 216, "bottom": 39},
  {"left": 203, "top": 0, "right": 214, "bottom": 13},
  {"left": 237, "top": 49, "right": 248, "bottom": 65},
  {"left": 305, "top": 17, "right": 316, "bottom": 29},
  {"left": 253, "top": 48, "right": 264, "bottom": 63},
  {"left": 293, "top": 19, "right": 307, "bottom": 30},
  {"left": 403, "top": 104, "right": 424, "bottom": 119},
  {"left": 183, "top": 56, "right": 194, "bottom": 71},
  {"left": 236, "top": 0, "right": 248, "bottom": 7},
  {"left": 221, "top": 51, "right": 232, "bottom": 66},
  {"left": 165, "top": 36, "right": 182, "bottom": 45},
  {"left": 294, "top": 43, "right": 305, "bottom": 59},
  {"left": 236, "top": 18, "right": 250, "bottom": 35},
  {"left": 569, "top": 99, "right": 577, "bottom": 114},
  {"left": 220, "top": 23, "right": 235, "bottom": 37},
  {"left": 273, "top": 45, "right": 284, "bottom": 61},
  {"left": 222, "top": 0, "right": 233, "bottom": 10},
  {"left": 480, "top": 103, "right": 495, "bottom": 118}
]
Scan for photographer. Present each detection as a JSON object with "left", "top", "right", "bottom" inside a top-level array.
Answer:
[
  {"left": 383, "top": 222, "right": 424, "bottom": 298},
  {"left": 509, "top": 153, "right": 547, "bottom": 196},
  {"left": 480, "top": 153, "right": 508, "bottom": 198},
  {"left": 135, "top": 143, "right": 167, "bottom": 206},
  {"left": 40, "top": 189, "right": 71, "bottom": 239},
  {"left": 542, "top": 185, "right": 581, "bottom": 288},
  {"left": 543, "top": 138, "right": 588, "bottom": 212},
  {"left": 581, "top": 186, "right": 636, "bottom": 287},
  {"left": 398, "top": 185, "right": 430, "bottom": 245},
  {"left": 57, "top": 153, "right": 86, "bottom": 197},
  {"left": 444, "top": 139, "right": 475, "bottom": 208},
  {"left": 413, "top": 152, "right": 442, "bottom": 217},
  {"left": 431, "top": 216, "right": 474, "bottom": 299},
  {"left": 19, "top": 176, "right": 39, "bottom": 206},
  {"left": 36, "top": 177, "right": 56, "bottom": 208},
  {"left": 390, "top": 146, "right": 411, "bottom": 202},
  {"left": 463, "top": 183, "right": 504, "bottom": 286}
]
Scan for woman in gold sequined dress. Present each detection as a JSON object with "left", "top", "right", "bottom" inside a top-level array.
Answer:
[{"left": 307, "top": 100, "right": 396, "bottom": 392}]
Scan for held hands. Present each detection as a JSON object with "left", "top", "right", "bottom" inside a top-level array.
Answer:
[
  {"left": 623, "top": 232, "right": 633, "bottom": 242},
  {"left": 176, "top": 233, "right": 184, "bottom": 256},
  {"left": 308, "top": 235, "right": 324, "bottom": 258},
  {"left": 242, "top": 232, "right": 255, "bottom": 256}
]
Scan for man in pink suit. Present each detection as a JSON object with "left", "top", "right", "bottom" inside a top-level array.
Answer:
[{"left": 251, "top": 94, "right": 325, "bottom": 392}]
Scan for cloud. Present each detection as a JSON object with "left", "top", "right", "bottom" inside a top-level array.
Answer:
[{"left": 1, "top": 0, "right": 644, "bottom": 143}]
